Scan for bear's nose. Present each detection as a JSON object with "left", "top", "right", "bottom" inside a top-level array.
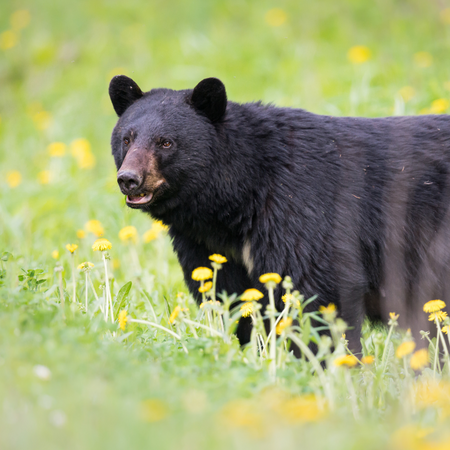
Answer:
[{"left": 117, "top": 170, "right": 141, "bottom": 193}]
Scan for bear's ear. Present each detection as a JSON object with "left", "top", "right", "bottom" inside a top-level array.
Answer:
[
  {"left": 109, "top": 75, "right": 144, "bottom": 116},
  {"left": 190, "top": 78, "right": 227, "bottom": 123}
]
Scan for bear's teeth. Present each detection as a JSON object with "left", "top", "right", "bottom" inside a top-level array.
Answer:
[{"left": 140, "top": 193, "right": 145, "bottom": 197}]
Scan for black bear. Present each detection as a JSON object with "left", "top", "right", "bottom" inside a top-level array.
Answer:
[{"left": 109, "top": 75, "right": 450, "bottom": 351}]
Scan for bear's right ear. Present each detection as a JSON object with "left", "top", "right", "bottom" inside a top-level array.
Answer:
[
  {"left": 109, "top": 75, "right": 144, "bottom": 116},
  {"left": 190, "top": 78, "right": 227, "bottom": 123}
]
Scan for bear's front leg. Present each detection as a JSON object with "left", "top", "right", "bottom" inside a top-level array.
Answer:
[{"left": 170, "top": 232, "right": 254, "bottom": 344}]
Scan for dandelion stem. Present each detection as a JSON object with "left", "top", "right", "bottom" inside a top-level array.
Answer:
[
  {"left": 71, "top": 253, "right": 76, "bottom": 303},
  {"left": 141, "top": 290, "right": 157, "bottom": 322},
  {"left": 344, "top": 368, "right": 360, "bottom": 421},
  {"left": 265, "top": 303, "right": 288, "bottom": 349},
  {"left": 85, "top": 272, "right": 88, "bottom": 313},
  {"left": 435, "top": 317, "right": 450, "bottom": 375},
  {"left": 183, "top": 318, "right": 225, "bottom": 338},
  {"left": 381, "top": 323, "right": 395, "bottom": 375},
  {"left": 129, "top": 319, "right": 187, "bottom": 349},
  {"left": 102, "top": 253, "right": 113, "bottom": 322},
  {"left": 268, "top": 286, "right": 277, "bottom": 381},
  {"left": 212, "top": 266, "right": 217, "bottom": 302},
  {"left": 344, "top": 343, "right": 363, "bottom": 366},
  {"left": 287, "top": 333, "right": 334, "bottom": 409},
  {"left": 130, "top": 245, "right": 142, "bottom": 273},
  {"left": 433, "top": 323, "right": 441, "bottom": 376},
  {"left": 57, "top": 270, "right": 65, "bottom": 318},
  {"left": 88, "top": 273, "right": 102, "bottom": 313},
  {"left": 186, "top": 320, "right": 199, "bottom": 339}
]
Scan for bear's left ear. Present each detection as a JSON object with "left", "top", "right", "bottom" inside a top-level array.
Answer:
[
  {"left": 109, "top": 75, "right": 144, "bottom": 116},
  {"left": 190, "top": 78, "right": 227, "bottom": 123}
]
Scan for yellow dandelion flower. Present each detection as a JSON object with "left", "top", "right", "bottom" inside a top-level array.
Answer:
[
  {"left": 191, "top": 267, "right": 213, "bottom": 281},
  {"left": 361, "top": 355, "right": 374, "bottom": 365},
  {"left": 76, "top": 229, "right": 86, "bottom": 239},
  {"left": 423, "top": 299, "right": 446, "bottom": 313},
  {"left": 143, "top": 221, "right": 167, "bottom": 243},
  {"left": 443, "top": 326, "right": 449, "bottom": 334},
  {"left": 85, "top": 219, "right": 104, "bottom": 237},
  {"left": 265, "top": 8, "right": 287, "bottom": 27},
  {"left": 118, "top": 310, "right": 128, "bottom": 330},
  {"left": 399, "top": 86, "right": 416, "bottom": 103},
  {"left": 279, "top": 395, "right": 326, "bottom": 423},
  {"left": 347, "top": 45, "right": 371, "bottom": 64},
  {"left": 430, "top": 98, "right": 449, "bottom": 114},
  {"left": 276, "top": 317, "right": 293, "bottom": 335},
  {"left": 0, "top": 30, "right": 18, "bottom": 50},
  {"left": 6, "top": 170, "right": 22, "bottom": 188},
  {"left": 428, "top": 311, "right": 448, "bottom": 322},
  {"left": 410, "top": 349, "right": 429, "bottom": 370},
  {"left": 66, "top": 243, "right": 78, "bottom": 253},
  {"left": 334, "top": 355, "right": 358, "bottom": 367},
  {"left": 71, "top": 138, "right": 95, "bottom": 169},
  {"left": 396, "top": 341, "right": 416, "bottom": 358},
  {"left": 220, "top": 399, "right": 264, "bottom": 433},
  {"left": 240, "top": 302, "right": 254, "bottom": 318},
  {"left": 77, "top": 262, "right": 94, "bottom": 270},
  {"left": 51, "top": 250, "right": 59, "bottom": 259},
  {"left": 152, "top": 221, "right": 167, "bottom": 232},
  {"left": 259, "top": 273, "right": 282, "bottom": 284},
  {"left": 319, "top": 304, "right": 336, "bottom": 314},
  {"left": 139, "top": 399, "right": 168, "bottom": 423},
  {"left": 282, "top": 293, "right": 300, "bottom": 307},
  {"left": 143, "top": 229, "right": 157, "bottom": 243},
  {"left": 241, "top": 288, "right": 264, "bottom": 302},
  {"left": 198, "top": 281, "right": 213, "bottom": 293},
  {"left": 10, "top": 10, "right": 31, "bottom": 30},
  {"left": 415, "top": 379, "right": 450, "bottom": 407},
  {"left": 414, "top": 51, "right": 433, "bottom": 68},
  {"left": 119, "top": 225, "right": 138, "bottom": 243},
  {"left": 389, "top": 312, "right": 400, "bottom": 321},
  {"left": 441, "top": 8, "right": 450, "bottom": 24},
  {"left": 92, "top": 238, "right": 112, "bottom": 251},
  {"left": 37, "top": 170, "right": 50, "bottom": 185},
  {"left": 169, "top": 305, "right": 181, "bottom": 324},
  {"left": 48, "top": 142, "right": 66, "bottom": 157},
  {"left": 32, "top": 110, "right": 52, "bottom": 131},
  {"left": 209, "top": 254, "right": 227, "bottom": 264}
]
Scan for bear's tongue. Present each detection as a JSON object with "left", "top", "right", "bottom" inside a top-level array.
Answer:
[{"left": 127, "top": 193, "right": 153, "bottom": 204}]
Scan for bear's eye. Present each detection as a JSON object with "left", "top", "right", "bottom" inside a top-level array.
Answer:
[
  {"left": 123, "top": 137, "right": 130, "bottom": 145},
  {"left": 161, "top": 140, "right": 172, "bottom": 149}
]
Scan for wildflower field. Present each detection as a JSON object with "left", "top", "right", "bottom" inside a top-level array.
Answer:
[{"left": 2, "top": 1, "right": 450, "bottom": 449}]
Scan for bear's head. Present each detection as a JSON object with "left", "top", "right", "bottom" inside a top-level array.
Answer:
[{"left": 109, "top": 75, "right": 227, "bottom": 218}]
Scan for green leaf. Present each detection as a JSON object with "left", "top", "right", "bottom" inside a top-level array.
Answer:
[
  {"left": 302, "top": 294, "right": 318, "bottom": 308},
  {"left": 428, "top": 337, "right": 438, "bottom": 371},
  {"left": 113, "top": 281, "right": 132, "bottom": 320},
  {"left": 1, "top": 252, "right": 12, "bottom": 262},
  {"left": 302, "top": 315, "right": 311, "bottom": 346}
]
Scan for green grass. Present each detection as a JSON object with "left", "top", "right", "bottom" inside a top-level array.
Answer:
[{"left": 2, "top": 1, "right": 450, "bottom": 449}]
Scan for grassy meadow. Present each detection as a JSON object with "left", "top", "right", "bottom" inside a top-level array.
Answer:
[{"left": 2, "top": 1, "right": 450, "bottom": 449}]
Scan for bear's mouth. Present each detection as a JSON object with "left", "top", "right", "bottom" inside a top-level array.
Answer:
[{"left": 126, "top": 192, "right": 154, "bottom": 207}]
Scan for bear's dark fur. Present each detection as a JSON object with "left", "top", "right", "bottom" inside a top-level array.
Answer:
[{"left": 109, "top": 76, "right": 450, "bottom": 351}]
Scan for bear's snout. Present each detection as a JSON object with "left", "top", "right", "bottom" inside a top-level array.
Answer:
[{"left": 117, "top": 170, "right": 142, "bottom": 194}]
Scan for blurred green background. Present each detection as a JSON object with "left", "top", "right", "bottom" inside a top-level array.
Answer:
[{"left": 1, "top": 1, "right": 450, "bottom": 449}]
